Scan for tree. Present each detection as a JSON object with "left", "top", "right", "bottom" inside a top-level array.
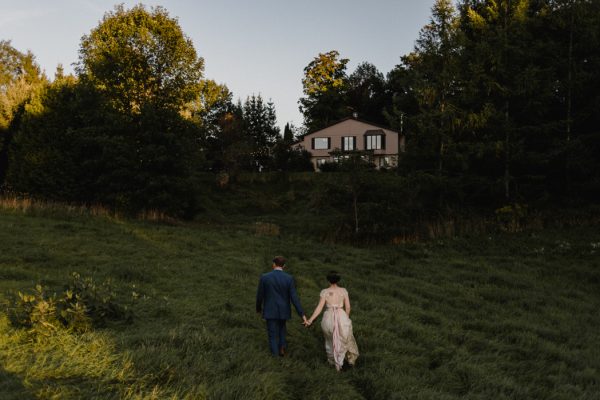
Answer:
[
  {"left": 7, "top": 76, "right": 117, "bottom": 202},
  {"left": 0, "top": 41, "right": 45, "bottom": 187},
  {"left": 242, "top": 94, "right": 280, "bottom": 169},
  {"left": 7, "top": 5, "right": 206, "bottom": 216},
  {"left": 7, "top": 74, "right": 202, "bottom": 216},
  {"left": 283, "top": 122, "right": 294, "bottom": 143},
  {"left": 76, "top": 4, "right": 204, "bottom": 115},
  {"left": 205, "top": 104, "right": 253, "bottom": 176},
  {"left": 299, "top": 50, "right": 350, "bottom": 132},
  {"left": 402, "top": 0, "right": 465, "bottom": 176},
  {"left": 271, "top": 122, "right": 313, "bottom": 172},
  {"left": 346, "top": 62, "right": 388, "bottom": 125},
  {"left": 185, "top": 79, "right": 234, "bottom": 138},
  {"left": 459, "top": 0, "right": 534, "bottom": 199},
  {"left": 384, "top": 64, "right": 419, "bottom": 165},
  {"left": 543, "top": 0, "right": 600, "bottom": 199}
]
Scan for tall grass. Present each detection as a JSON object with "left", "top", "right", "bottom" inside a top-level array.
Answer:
[
  {"left": 1, "top": 207, "right": 599, "bottom": 399},
  {"left": 0, "top": 195, "right": 177, "bottom": 225}
]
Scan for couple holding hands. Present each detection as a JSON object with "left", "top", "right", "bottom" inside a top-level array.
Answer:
[{"left": 256, "top": 256, "right": 359, "bottom": 371}]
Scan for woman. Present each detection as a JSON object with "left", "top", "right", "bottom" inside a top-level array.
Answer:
[{"left": 306, "top": 271, "right": 359, "bottom": 371}]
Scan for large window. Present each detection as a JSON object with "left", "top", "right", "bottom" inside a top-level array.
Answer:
[
  {"left": 313, "top": 137, "right": 330, "bottom": 150},
  {"left": 365, "top": 135, "right": 382, "bottom": 150},
  {"left": 342, "top": 136, "right": 356, "bottom": 151}
]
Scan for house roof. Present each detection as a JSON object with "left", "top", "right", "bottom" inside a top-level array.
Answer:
[{"left": 294, "top": 116, "right": 401, "bottom": 144}]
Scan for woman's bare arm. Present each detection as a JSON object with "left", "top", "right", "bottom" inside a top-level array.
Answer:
[{"left": 307, "top": 296, "right": 326, "bottom": 325}]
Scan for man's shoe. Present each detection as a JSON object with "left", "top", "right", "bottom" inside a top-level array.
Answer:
[{"left": 279, "top": 347, "right": 286, "bottom": 357}]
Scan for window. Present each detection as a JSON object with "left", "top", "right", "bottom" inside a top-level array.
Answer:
[
  {"left": 365, "top": 135, "right": 382, "bottom": 150},
  {"left": 316, "top": 158, "right": 328, "bottom": 168},
  {"left": 364, "top": 130, "right": 386, "bottom": 150},
  {"left": 379, "top": 156, "right": 391, "bottom": 168},
  {"left": 342, "top": 136, "right": 356, "bottom": 151},
  {"left": 312, "top": 137, "right": 330, "bottom": 150}
]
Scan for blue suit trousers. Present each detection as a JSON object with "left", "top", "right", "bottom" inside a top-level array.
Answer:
[{"left": 266, "top": 319, "right": 287, "bottom": 356}]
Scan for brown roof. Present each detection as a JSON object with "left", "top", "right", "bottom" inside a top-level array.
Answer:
[{"left": 294, "top": 116, "right": 401, "bottom": 144}]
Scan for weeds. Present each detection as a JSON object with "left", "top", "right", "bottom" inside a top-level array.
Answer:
[
  {"left": 4, "top": 273, "right": 131, "bottom": 335},
  {"left": 0, "top": 209, "right": 598, "bottom": 399}
]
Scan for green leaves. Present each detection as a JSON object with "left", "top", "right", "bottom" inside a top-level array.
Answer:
[
  {"left": 301, "top": 50, "right": 349, "bottom": 96},
  {"left": 4, "top": 273, "right": 130, "bottom": 336},
  {"left": 77, "top": 4, "right": 204, "bottom": 115},
  {"left": 299, "top": 50, "right": 350, "bottom": 131}
]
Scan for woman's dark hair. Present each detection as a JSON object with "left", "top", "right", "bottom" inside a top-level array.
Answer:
[{"left": 326, "top": 271, "right": 341, "bottom": 284}]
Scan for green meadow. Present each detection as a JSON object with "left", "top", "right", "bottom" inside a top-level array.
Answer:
[{"left": 1, "top": 207, "right": 599, "bottom": 399}]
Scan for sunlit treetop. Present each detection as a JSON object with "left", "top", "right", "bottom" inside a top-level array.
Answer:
[{"left": 76, "top": 4, "right": 204, "bottom": 115}]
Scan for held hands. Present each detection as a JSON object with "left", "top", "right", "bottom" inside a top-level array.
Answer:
[{"left": 302, "top": 315, "right": 312, "bottom": 327}]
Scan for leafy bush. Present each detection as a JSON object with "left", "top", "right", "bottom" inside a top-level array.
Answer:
[{"left": 4, "top": 273, "right": 131, "bottom": 335}]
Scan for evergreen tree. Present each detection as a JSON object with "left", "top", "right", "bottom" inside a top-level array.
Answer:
[
  {"left": 403, "top": 0, "right": 464, "bottom": 175},
  {"left": 459, "top": 0, "right": 534, "bottom": 199},
  {"left": 242, "top": 94, "right": 280, "bottom": 170},
  {"left": 271, "top": 122, "right": 313, "bottom": 172},
  {"left": 283, "top": 122, "right": 294, "bottom": 143},
  {"left": 543, "top": 0, "right": 600, "bottom": 200}
]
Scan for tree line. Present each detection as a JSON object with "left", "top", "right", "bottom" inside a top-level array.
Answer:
[
  {"left": 1, "top": 1, "right": 598, "bottom": 219},
  {"left": 299, "top": 0, "right": 599, "bottom": 206}
]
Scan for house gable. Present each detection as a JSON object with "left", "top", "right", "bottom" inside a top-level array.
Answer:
[{"left": 293, "top": 117, "right": 404, "bottom": 169}]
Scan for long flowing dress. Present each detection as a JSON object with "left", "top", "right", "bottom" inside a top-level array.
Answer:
[{"left": 319, "top": 287, "right": 359, "bottom": 370}]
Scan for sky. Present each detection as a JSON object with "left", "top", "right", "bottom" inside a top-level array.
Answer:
[{"left": 0, "top": 0, "right": 434, "bottom": 130}]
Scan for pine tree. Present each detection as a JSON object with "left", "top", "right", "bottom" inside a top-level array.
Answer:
[
  {"left": 402, "top": 0, "right": 464, "bottom": 175},
  {"left": 242, "top": 94, "right": 280, "bottom": 170}
]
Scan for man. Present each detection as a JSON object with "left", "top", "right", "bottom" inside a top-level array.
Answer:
[{"left": 256, "top": 256, "right": 308, "bottom": 356}]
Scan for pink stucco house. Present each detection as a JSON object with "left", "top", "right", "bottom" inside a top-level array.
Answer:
[{"left": 293, "top": 116, "right": 405, "bottom": 170}]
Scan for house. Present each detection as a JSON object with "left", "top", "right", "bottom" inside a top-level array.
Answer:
[{"left": 293, "top": 116, "right": 405, "bottom": 170}]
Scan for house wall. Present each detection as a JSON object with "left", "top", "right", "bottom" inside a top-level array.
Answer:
[{"left": 293, "top": 119, "right": 405, "bottom": 169}]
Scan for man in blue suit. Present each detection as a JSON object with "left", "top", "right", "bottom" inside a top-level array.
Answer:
[{"left": 256, "top": 256, "right": 308, "bottom": 356}]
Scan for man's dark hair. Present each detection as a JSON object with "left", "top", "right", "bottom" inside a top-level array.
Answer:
[
  {"left": 326, "top": 271, "right": 341, "bottom": 284},
  {"left": 272, "top": 256, "right": 286, "bottom": 267}
]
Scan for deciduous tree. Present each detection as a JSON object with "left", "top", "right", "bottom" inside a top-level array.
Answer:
[
  {"left": 76, "top": 4, "right": 204, "bottom": 114},
  {"left": 299, "top": 50, "right": 349, "bottom": 132}
]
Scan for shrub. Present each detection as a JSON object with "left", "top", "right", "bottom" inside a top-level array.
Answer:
[{"left": 4, "top": 273, "right": 131, "bottom": 336}]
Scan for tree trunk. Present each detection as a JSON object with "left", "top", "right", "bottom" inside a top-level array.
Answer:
[
  {"left": 503, "top": 1, "right": 511, "bottom": 200},
  {"left": 438, "top": 101, "right": 446, "bottom": 176},
  {"left": 353, "top": 190, "right": 359, "bottom": 234},
  {"left": 504, "top": 103, "right": 510, "bottom": 200},
  {"left": 565, "top": 7, "right": 574, "bottom": 194}
]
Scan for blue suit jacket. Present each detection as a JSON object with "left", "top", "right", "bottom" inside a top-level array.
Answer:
[{"left": 256, "top": 270, "right": 304, "bottom": 320}]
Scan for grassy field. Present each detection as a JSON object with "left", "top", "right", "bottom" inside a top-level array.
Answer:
[{"left": 0, "top": 206, "right": 599, "bottom": 399}]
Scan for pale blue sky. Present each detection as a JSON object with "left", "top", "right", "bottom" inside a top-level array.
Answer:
[{"left": 0, "top": 0, "right": 434, "bottom": 129}]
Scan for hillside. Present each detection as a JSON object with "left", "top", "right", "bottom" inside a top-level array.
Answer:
[{"left": 0, "top": 208, "right": 599, "bottom": 399}]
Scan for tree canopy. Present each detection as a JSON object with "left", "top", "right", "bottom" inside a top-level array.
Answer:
[
  {"left": 2, "top": 0, "right": 599, "bottom": 219},
  {"left": 299, "top": 50, "right": 350, "bottom": 132},
  {"left": 76, "top": 4, "right": 204, "bottom": 114}
]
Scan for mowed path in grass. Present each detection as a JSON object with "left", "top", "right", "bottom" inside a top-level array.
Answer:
[{"left": 1, "top": 210, "right": 599, "bottom": 399}]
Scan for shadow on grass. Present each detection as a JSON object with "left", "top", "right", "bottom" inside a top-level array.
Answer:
[{"left": 0, "top": 366, "right": 34, "bottom": 400}]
